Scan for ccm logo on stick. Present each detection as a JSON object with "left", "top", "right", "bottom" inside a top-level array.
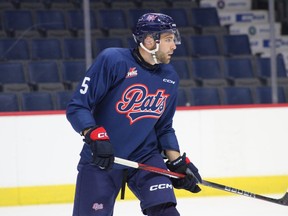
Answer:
[{"left": 150, "top": 183, "right": 173, "bottom": 191}]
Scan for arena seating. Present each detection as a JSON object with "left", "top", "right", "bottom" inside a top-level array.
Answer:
[
  {"left": 222, "top": 86, "right": 255, "bottom": 105},
  {"left": 190, "top": 35, "right": 220, "bottom": 57},
  {"left": 0, "top": 92, "right": 20, "bottom": 111},
  {"left": 0, "top": 0, "right": 287, "bottom": 112},
  {"left": 170, "top": 58, "right": 191, "bottom": 80},
  {"left": 21, "top": 91, "right": 55, "bottom": 111},
  {"left": 0, "top": 39, "right": 30, "bottom": 60},
  {"left": 191, "top": 57, "right": 228, "bottom": 88},
  {"left": 190, "top": 87, "right": 222, "bottom": 106}
]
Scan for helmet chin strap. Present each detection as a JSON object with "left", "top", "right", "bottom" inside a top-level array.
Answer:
[{"left": 140, "top": 42, "right": 160, "bottom": 64}]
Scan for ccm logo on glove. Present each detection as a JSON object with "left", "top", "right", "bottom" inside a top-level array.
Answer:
[
  {"left": 90, "top": 127, "right": 109, "bottom": 140},
  {"left": 84, "top": 126, "right": 114, "bottom": 170}
]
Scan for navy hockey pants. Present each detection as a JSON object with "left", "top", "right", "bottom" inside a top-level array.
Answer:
[{"left": 72, "top": 154, "right": 179, "bottom": 215}]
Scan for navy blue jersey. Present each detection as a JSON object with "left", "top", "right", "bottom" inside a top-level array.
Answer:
[{"left": 66, "top": 48, "right": 180, "bottom": 164}]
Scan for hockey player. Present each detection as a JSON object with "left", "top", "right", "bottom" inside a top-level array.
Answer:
[{"left": 66, "top": 13, "right": 202, "bottom": 216}]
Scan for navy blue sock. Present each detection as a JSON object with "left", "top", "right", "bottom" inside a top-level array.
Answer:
[{"left": 146, "top": 203, "right": 180, "bottom": 216}]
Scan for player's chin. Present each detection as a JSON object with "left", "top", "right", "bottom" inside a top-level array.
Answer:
[{"left": 163, "top": 56, "right": 172, "bottom": 64}]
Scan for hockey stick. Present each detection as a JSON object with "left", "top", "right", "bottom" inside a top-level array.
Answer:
[{"left": 114, "top": 157, "right": 288, "bottom": 206}]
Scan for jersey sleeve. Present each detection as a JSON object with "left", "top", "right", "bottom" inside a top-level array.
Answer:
[
  {"left": 66, "top": 49, "right": 119, "bottom": 134},
  {"left": 155, "top": 75, "right": 180, "bottom": 152}
]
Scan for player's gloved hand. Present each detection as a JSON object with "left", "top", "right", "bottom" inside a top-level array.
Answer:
[
  {"left": 84, "top": 126, "right": 114, "bottom": 170},
  {"left": 166, "top": 153, "right": 202, "bottom": 193}
]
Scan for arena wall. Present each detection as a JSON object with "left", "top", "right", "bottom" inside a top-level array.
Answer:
[{"left": 0, "top": 105, "right": 287, "bottom": 206}]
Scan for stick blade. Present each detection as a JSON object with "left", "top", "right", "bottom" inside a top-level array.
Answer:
[{"left": 279, "top": 191, "right": 288, "bottom": 206}]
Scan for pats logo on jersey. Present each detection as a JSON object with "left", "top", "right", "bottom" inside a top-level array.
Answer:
[
  {"left": 126, "top": 67, "right": 138, "bottom": 78},
  {"left": 116, "top": 84, "right": 169, "bottom": 124}
]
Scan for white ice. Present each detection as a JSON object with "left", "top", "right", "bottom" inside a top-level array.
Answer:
[{"left": 0, "top": 195, "right": 287, "bottom": 216}]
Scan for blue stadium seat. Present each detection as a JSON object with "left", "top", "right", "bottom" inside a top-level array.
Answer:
[
  {"left": 224, "top": 57, "right": 263, "bottom": 86},
  {"left": 224, "top": 57, "right": 255, "bottom": 79},
  {"left": 3, "top": 10, "right": 34, "bottom": 33},
  {"left": 190, "top": 7, "right": 228, "bottom": 34},
  {"left": 31, "top": 38, "right": 62, "bottom": 60},
  {"left": 256, "top": 55, "right": 288, "bottom": 79},
  {"left": 190, "top": 87, "right": 221, "bottom": 106},
  {"left": 191, "top": 7, "right": 221, "bottom": 27},
  {"left": 0, "top": 62, "right": 26, "bottom": 84},
  {"left": 173, "top": 36, "right": 189, "bottom": 57},
  {"left": 170, "top": 58, "right": 191, "bottom": 80},
  {"left": 0, "top": 93, "right": 20, "bottom": 112},
  {"left": 63, "top": 38, "right": 85, "bottom": 59},
  {"left": 35, "top": 10, "right": 66, "bottom": 30},
  {"left": 126, "top": 36, "right": 137, "bottom": 49},
  {"left": 177, "top": 87, "right": 190, "bottom": 106},
  {"left": 28, "top": 61, "right": 61, "bottom": 84},
  {"left": 98, "top": 9, "right": 127, "bottom": 33},
  {"left": 54, "top": 90, "right": 73, "bottom": 110},
  {"left": 191, "top": 58, "right": 228, "bottom": 87},
  {"left": 0, "top": 39, "right": 30, "bottom": 60},
  {"left": 221, "top": 34, "right": 252, "bottom": 56},
  {"left": 223, "top": 87, "right": 254, "bottom": 105},
  {"left": 66, "top": 9, "right": 97, "bottom": 31},
  {"left": 190, "top": 35, "right": 220, "bottom": 57},
  {"left": 255, "top": 86, "right": 286, "bottom": 104},
  {"left": 191, "top": 58, "right": 224, "bottom": 79},
  {"left": 160, "top": 8, "right": 189, "bottom": 28},
  {"left": 94, "top": 37, "right": 124, "bottom": 56},
  {"left": 21, "top": 92, "right": 55, "bottom": 111},
  {"left": 61, "top": 60, "right": 86, "bottom": 84},
  {"left": 168, "top": 0, "right": 197, "bottom": 6}
]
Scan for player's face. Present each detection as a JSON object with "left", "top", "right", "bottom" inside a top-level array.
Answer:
[{"left": 156, "top": 33, "right": 177, "bottom": 64}]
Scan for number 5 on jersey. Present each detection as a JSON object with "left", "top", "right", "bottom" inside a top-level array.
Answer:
[{"left": 80, "top": 77, "right": 90, "bottom": 94}]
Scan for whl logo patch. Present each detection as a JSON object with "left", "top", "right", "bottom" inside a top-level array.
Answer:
[
  {"left": 126, "top": 67, "right": 138, "bottom": 78},
  {"left": 116, "top": 84, "right": 169, "bottom": 124}
]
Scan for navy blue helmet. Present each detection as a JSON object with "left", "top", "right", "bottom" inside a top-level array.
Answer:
[{"left": 132, "top": 13, "right": 181, "bottom": 45}]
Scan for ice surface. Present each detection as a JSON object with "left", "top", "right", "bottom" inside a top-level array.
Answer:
[{"left": 0, "top": 195, "right": 287, "bottom": 216}]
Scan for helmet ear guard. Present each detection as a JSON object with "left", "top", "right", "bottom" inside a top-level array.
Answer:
[{"left": 143, "top": 35, "right": 157, "bottom": 46}]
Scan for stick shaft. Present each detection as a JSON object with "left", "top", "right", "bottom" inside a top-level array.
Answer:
[
  {"left": 114, "top": 157, "right": 184, "bottom": 178},
  {"left": 114, "top": 157, "right": 288, "bottom": 206}
]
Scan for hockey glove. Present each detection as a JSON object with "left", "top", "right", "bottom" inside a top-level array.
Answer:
[
  {"left": 84, "top": 126, "right": 114, "bottom": 170},
  {"left": 166, "top": 153, "right": 202, "bottom": 193}
]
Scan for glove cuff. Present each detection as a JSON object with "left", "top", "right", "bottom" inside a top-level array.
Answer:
[
  {"left": 90, "top": 126, "right": 109, "bottom": 141},
  {"left": 166, "top": 153, "right": 187, "bottom": 173},
  {"left": 84, "top": 125, "right": 109, "bottom": 144}
]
